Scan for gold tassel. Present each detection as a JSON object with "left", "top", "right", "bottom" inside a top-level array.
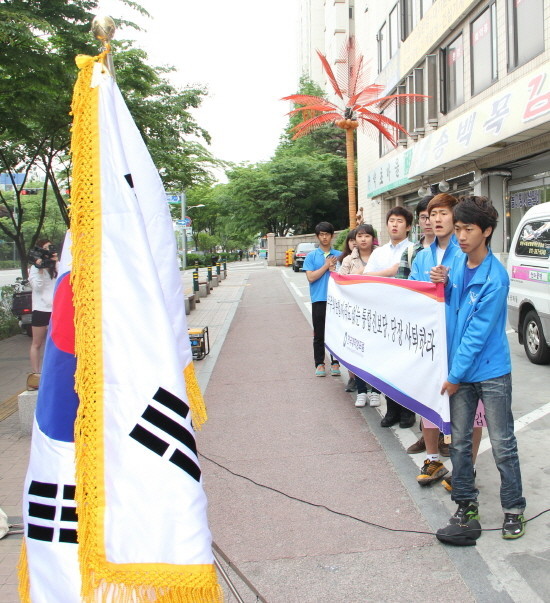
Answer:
[
  {"left": 17, "top": 540, "right": 31, "bottom": 603},
  {"left": 184, "top": 362, "right": 208, "bottom": 430}
]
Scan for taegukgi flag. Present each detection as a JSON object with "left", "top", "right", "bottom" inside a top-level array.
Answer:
[
  {"left": 19, "top": 50, "right": 222, "bottom": 601},
  {"left": 325, "top": 273, "right": 450, "bottom": 434}
]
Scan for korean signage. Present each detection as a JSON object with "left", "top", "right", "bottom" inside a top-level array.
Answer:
[{"left": 367, "top": 67, "right": 550, "bottom": 196}]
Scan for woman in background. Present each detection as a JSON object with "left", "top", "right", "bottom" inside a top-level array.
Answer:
[
  {"left": 338, "top": 224, "right": 379, "bottom": 405},
  {"left": 28, "top": 239, "right": 58, "bottom": 384}
]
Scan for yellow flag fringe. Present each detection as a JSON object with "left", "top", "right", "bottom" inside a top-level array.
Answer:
[
  {"left": 17, "top": 540, "right": 31, "bottom": 603},
  {"left": 184, "top": 362, "right": 208, "bottom": 430},
  {"left": 70, "top": 53, "right": 222, "bottom": 602}
]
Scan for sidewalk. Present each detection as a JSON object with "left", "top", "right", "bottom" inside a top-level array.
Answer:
[{"left": 196, "top": 265, "right": 476, "bottom": 602}]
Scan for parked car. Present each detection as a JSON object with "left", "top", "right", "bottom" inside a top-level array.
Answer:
[
  {"left": 292, "top": 242, "right": 317, "bottom": 272},
  {"left": 507, "top": 202, "right": 550, "bottom": 364}
]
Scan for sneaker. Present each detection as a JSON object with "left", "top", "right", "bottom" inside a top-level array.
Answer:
[
  {"left": 438, "top": 434, "right": 450, "bottom": 457},
  {"left": 368, "top": 392, "right": 381, "bottom": 407},
  {"left": 437, "top": 501, "right": 481, "bottom": 546},
  {"left": 330, "top": 363, "right": 341, "bottom": 376},
  {"left": 416, "top": 459, "right": 448, "bottom": 486},
  {"left": 441, "top": 469, "right": 476, "bottom": 493},
  {"left": 502, "top": 513, "right": 525, "bottom": 540},
  {"left": 355, "top": 393, "right": 368, "bottom": 407},
  {"left": 449, "top": 500, "right": 479, "bottom": 525},
  {"left": 345, "top": 377, "right": 357, "bottom": 392},
  {"left": 315, "top": 364, "right": 326, "bottom": 377},
  {"left": 407, "top": 435, "right": 426, "bottom": 454}
]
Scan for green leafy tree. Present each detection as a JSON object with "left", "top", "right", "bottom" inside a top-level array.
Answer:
[
  {"left": 226, "top": 154, "right": 346, "bottom": 236},
  {"left": 0, "top": 1, "right": 215, "bottom": 276}
]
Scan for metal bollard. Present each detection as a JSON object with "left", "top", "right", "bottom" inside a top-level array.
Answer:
[
  {"left": 193, "top": 269, "right": 199, "bottom": 294},
  {"left": 216, "top": 262, "right": 221, "bottom": 276},
  {"left": 223, "top": 261, "right": 227, "bottom": 271},
  {"left": 207, "top": 266, "right": 212, "bottom": 283}
]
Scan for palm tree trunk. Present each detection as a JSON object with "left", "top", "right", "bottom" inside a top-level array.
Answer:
[{"left": 345, "top": 127, "right": 357, "bottom": 229}]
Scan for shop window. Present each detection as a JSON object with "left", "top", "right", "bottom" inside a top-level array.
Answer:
[
  {"left": 400, "top": 0, "right": 425, "bottom": 40},
  {"left": 471, "top": 3, "right": 497, "bottom": 96},
  {"left": 377, "top": 22, "right": 388, "bottom": 72},
  {"left": 507, "top": 0, "right": 544, "bottom": 71},
  {"left": 389, "top": 5, "right": 399, "bottom": 58},
  {"left": 441, "top": 34, "right": 464, "bottom": 113}
]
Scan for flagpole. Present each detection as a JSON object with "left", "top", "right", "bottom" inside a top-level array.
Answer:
[{"left": 91, "top": 15, "right": 116, "bottom": 78}]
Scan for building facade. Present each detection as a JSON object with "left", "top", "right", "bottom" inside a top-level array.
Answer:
[{"left": 301, "top": 0, "right": 550, "bottom": 251}]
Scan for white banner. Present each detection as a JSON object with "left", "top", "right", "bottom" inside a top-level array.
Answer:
[{"left": 326, "top": 273, "right": 450, "bottom": 434}]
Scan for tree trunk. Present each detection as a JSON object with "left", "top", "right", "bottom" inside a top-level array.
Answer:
[{"left": 345, "top": 126, "right": 357, "bottom": 229}]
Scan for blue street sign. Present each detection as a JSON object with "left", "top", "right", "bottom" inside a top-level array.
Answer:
[
  {"left": 166, "top": 193, "right": 181, "bottom": 204},
  {"left": 182, "top": 216, "right": 192, "bottom": 227},
  {"left": 176, "top": 219, "right": 186, "bottom": 225}
]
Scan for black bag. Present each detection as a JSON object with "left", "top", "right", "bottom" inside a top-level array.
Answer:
[{"left": 11, "top": 291, "right": 32, "bottom": 316}]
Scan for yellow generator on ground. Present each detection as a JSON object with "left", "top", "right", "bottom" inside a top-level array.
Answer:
[{"left": 188, "top": 327, "right": 210, "bottom": 360}]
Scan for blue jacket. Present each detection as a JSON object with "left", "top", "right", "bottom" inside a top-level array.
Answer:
[
  {"left": 445, "top": 249, "right": 511, "bottom": 384},
  {"left": 409, "top": 235, "right": 462, "bottom": 282}
]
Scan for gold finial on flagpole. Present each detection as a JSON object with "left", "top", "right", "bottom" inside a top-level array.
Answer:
[{"left": 92, "top": 15, "right": 116, "bottom": 78}]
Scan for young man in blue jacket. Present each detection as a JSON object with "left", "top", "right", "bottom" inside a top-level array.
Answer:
[
  {"left": 432, "top": 196, "right": 526, "bottom": 543},
  {"left": 303, "top": 222, "right": 341, "bottom": 377},
  {"left": 409, "top": 193, "right": 461, "bottom": 486}
]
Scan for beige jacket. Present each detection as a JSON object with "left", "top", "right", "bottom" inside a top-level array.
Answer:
[{"left": 339, "top": 247, "right": 368, "bottom": 275}]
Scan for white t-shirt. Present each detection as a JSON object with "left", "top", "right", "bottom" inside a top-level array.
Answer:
[
  {"left": 436, "top": 245, "right": 445, "bottom": 265},
  {"left": 364, "top": 238, "right": 411, "bottom": 273}
]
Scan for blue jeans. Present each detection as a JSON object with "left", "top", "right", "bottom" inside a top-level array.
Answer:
[{"left": 450, "top": 373, "right": 526, "bottom": 513}]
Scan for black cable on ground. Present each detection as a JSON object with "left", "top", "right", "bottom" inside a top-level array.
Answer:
[{"left": 200, "top": 452, "right": 549, "bottom": 536}]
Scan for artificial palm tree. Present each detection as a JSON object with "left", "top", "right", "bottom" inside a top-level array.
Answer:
[{"left": 283, "top": 37, "right": 424, "bottom": 228}]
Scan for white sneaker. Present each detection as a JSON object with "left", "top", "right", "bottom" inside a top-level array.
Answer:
[
  {"left": 368, "top": 392, "right": 381, "bottom": 407},
  {"left": 355, "top": 393, "right": 368, "bottom": 407}
]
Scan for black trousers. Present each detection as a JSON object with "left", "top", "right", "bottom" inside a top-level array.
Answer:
[
  {"left": 385, "top": 396, "right": 415, "bottom": 420},
  {"left": 311, "top": 301, "right": 338, "bottom": 367}
]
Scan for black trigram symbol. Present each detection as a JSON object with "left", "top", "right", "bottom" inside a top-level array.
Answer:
[
  {"left": 27, "top": 481, "right": 78, "bottom": 544},
  {"left": 129, "top": 387, "right": 201, "bottom": 482}
]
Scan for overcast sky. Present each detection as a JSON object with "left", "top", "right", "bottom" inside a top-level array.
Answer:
[{"left": 96, "top": 0, "right": 300, "bottom": 173}]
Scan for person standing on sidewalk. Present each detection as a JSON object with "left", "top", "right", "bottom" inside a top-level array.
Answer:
[
  {"left": 339, "top": 223, "right": 379, "bottom": 406},
  {"left": 363, "top": 207, "right": 416, "bottom": 428},
  {"left": 303, "top": 222, "right": 341, "bottom": 378},
  {"left": 408, "top": 193, "right": 461, "bottom": 485},
  {"left": 395, "top": 195, "right": 434, "bottom": 279},
  {"left": 432, "top": 196, "right": 526, "bottom": 543},
  {"left": 28, "top": 240, "right": 58, "bottom": 383}
]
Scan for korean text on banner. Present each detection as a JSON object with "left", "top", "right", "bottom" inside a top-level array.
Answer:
[{"left": 325, "top": 273, "right": 450, "bottom": 434}]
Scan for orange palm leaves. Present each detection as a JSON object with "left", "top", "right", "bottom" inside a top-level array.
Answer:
[{"left": 282, "top": 37, "right": 425, "bottom": 146}]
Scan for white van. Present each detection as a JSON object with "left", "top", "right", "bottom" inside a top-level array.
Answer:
[{"left": 507, "top": 202, "right": 550, "bottom": 364}]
